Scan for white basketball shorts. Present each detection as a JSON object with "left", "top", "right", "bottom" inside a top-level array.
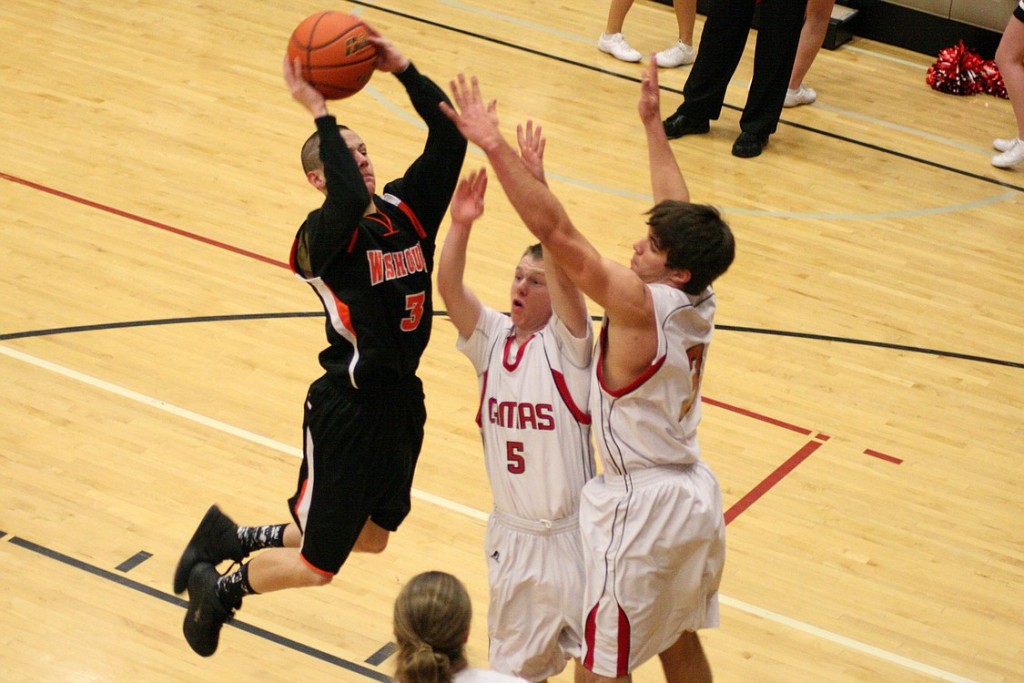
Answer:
[
  {"left": 486, "top": 510, "right": 585, "bottom": 681},
  {"left": 579, "top": 462, "right": 725, "bottom": 677}
]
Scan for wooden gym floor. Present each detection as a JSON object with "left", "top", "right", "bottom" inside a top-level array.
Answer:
[{"left": 1, "top": 1, "right": 1021, "bottom": 681}]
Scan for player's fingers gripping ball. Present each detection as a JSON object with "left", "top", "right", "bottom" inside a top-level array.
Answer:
[{"left": 287, "top": 12, "right": 378, "bottom": 99}]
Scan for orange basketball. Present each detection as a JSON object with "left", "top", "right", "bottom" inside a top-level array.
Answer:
[{"left": 287, "top": 12, "right": 377, "bottom": 100}]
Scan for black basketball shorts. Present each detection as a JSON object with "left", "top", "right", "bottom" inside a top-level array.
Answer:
[{"left": 288, "top": 373, "right": 426, "bottom": 574}]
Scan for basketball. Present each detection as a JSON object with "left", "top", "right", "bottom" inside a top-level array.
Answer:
[{"left": 287, "top": 12, "right": 378, "bottom": 100}]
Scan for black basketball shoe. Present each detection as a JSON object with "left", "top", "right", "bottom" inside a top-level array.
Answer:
[
  {"left": 183, "top": 562, "right": 236, "bottom": 656},
  {"left": 173, "top": 505, "right": 245, "bottom": 595}
]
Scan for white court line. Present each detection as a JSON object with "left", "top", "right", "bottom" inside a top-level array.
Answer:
[
  {"left": 0, "top": 343, "right": 975, "bottom": 682},
  {"left": 0, "top": 345, "right": 489, "bottom": 523}
]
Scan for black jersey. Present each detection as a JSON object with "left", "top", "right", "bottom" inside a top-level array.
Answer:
[{"left": 289, "top": 63, "right": 467, "bottom": 391}]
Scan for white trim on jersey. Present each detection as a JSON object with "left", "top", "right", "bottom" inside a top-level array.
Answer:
[
  {"left": 294, "top": 412, "right": 315, "bottom": 536},
  {"left": 306, "top": 277, "right": 361, "bottom": 389}
]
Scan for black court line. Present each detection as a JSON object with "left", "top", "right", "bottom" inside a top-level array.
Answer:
[
  {"left": 5, "top": 536, "right": 390, "bottom": 681},
  {"left": 115, "top": 550, "right": 153, "bottom": 573},
  {"left": 716, "top": 324, "right": 1024, "bottom": 369},
  {"left": 349, "top": 0, "right": 1024, "bottom": 194},
  {"left": 2, "top": 312, "right": 1020, "bottom": 369},
  {"left": 365, "top": 642, "right": 397, "bottom": 665},
  {"left": 0, "top": 312, "right": 323, "bottom": 341}
]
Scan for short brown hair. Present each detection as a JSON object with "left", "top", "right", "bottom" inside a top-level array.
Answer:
[
  {"left": 647, "top": 200, "right": 734, "bottom": 294},
  {"left": 300, "top": 124, "right": 351, "bottom": 174}
]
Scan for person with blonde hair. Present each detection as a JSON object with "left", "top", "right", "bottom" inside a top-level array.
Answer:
[{"left": 393, "top": 571, "right": 528, "bottom": 683}]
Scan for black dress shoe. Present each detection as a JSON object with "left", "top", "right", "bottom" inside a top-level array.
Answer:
[
  {"left": 663, "top": 112, "right": 710, "bottom": 139},
  {"left": 731, "top": 131, "right": 769, "bottom": 158}
]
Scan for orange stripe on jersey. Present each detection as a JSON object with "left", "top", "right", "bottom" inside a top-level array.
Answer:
[
  {"left": 366, "top": 213, "right": 398, "bottom": 237},
  {"left": 332, "top": 292, "right": 354, "bottom": 336},
  {"left": 394, "top": 199, "right": 427, "bottom": 239}
]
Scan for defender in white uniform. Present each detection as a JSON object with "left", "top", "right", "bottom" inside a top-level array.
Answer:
[
  {"left": 582, "top": 285, "right": 726, "bottom": 677},
  {"left": 444, "top": 63, "right": 735, "bottom": 683},
  {"left": 437, "top": 123, "right": 595, "bottom": 683}
]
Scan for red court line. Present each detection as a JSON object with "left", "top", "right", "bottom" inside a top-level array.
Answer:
[
  {"left": 724, "top": 439, "right": 824, "bottom": 525},
  {"left": 703, "top": 396, "right": 814, "bottom": 436},
  {"left": 864, "top": 448, "right": 902, "bottom": 464},
  {"left": 0, "top": 171, "right": 289, "bottom": 269},
  {"left": 6, "top": 169, "right": 839, "bottom": 475}
]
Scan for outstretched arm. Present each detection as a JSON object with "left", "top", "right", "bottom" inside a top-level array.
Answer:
[
  {"left": 640, "top": 58, "right": 689, "bottom": 204},
  {"left": 437, "top": 168, "right": 487, "bottom": 340},
  {"left": 364, "top": 25, "right": 467, "bottom": 236},
  {"left": 515, "top": 121, "right": 589, "bottom": 339},
  {"left": 440, "top": 75, "right": 649, "bottom": 324}
]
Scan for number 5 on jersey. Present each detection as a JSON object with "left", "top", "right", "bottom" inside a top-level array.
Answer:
[{"left": 506, "top": 441, "right": 525, "bottom": 474}]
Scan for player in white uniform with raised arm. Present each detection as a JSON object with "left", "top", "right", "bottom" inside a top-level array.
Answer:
[
  {"left": 438, "top": 122, "right": 595, "bottom": 683},
  {"left": 442, "top": 60, "right": 735, "bottom": 683}
]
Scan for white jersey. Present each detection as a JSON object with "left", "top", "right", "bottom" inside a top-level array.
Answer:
[
  {"left": 455, "top": 668, "right": 529, "bottom": 683},
  {"left": 458, "top": 306, "right": 595, "bottom": 520},
  {"left": 592, "top": 284, "right": 716, "bottom": 474}
]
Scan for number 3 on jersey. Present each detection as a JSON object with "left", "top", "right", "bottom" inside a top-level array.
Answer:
[
  {"left": 506, "top": 441, "right": 525, "bottom": 474},
  {"left": 400, "top": 291, "right": 425, "bottom": 332}
]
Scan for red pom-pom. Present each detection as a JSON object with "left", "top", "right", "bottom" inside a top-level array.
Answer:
[
  {"left": 979, "top": 60, "right": 1008, "bottom": 99},
  {"left": 926, "top": 41, "right": 986, "bottom": 96},
  {"left": 925, "top": 41, "right": 1009, "bottom": 98}
]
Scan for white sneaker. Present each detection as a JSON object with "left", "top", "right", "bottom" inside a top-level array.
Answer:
[
  {"left": 655, "top": 41, "right": 695, "bottom": 68},
  {"left": 993, "top": 137, "right": 1017, "bottom": 152},
  {"left": 991, "top": 138, "right": 1024, "bottom": 169},
  {"left": 784, "top": 85, "right": 817, "bottom": 108},
  {"left": 598, "top": 33, "right": 642, "bottom": 63}
]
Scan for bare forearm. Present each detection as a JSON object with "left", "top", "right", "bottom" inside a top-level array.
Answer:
[
  {"left": 547, "top": 259, "right": 590, "bottom": 339},
  {"left": 437, "top": 223, "right": 481, "bottom": 339},
  {"left": 646, "top": 120, "right": 689, "bottom": 203},
  {"left": 437, "top": 224, "right": 470, "bottom": 302}
]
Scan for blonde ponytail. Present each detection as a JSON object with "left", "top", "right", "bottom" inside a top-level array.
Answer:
[{"left": 393, "top": 572, "right": 471, "bottom": 683}]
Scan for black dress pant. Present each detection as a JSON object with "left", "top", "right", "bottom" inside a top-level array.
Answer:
[{"left": 674, "top": 0, "right": 808, "bottom": 136}]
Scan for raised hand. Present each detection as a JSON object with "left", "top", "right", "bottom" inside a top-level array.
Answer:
[
  {"left": 439, "top": 73, "right": 503, "bottom": 151},
  {"left": 364, "top": 24, "right": 410, "bottom": 73},
  {"left": 516, "top": 120, "right": 547, "bottom": 185},
  {"left": 283, "top": 54, "right": 327, "bottom": 118},
  {"left": 638, "top": 57, "right": 661, "bottom": 127},
  {"left": 449, "top": 167, "right": 488, "bottom": 227}
]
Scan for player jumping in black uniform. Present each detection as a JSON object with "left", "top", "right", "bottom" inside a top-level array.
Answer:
[{"left": 173, "top": 25, "right": 467, "bottom": 656}]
